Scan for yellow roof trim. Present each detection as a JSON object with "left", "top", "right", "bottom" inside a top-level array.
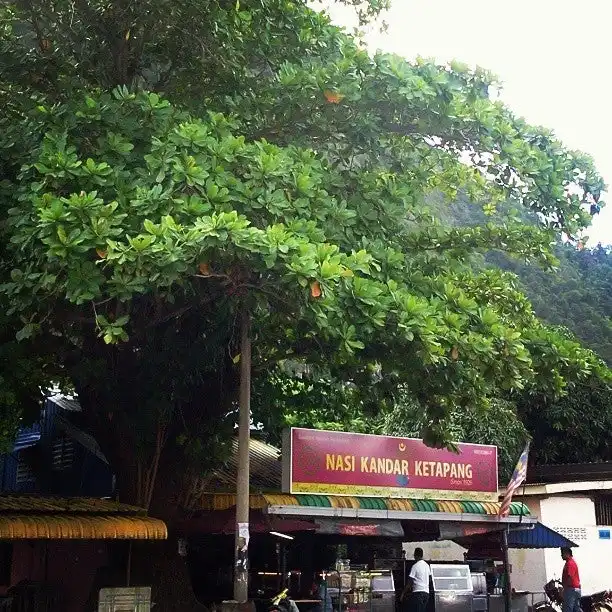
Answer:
[{"left": 0, "top": 514, "right": 168, "bottom": 540}]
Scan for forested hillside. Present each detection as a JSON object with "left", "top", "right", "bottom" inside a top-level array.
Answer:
[
  {"left": 438, "top": 195, "right": 612, "bottom": 364},
  {"left": 403, "top": 194, "right": 612, "bottom": 470},
  {"left": 496, "top": 238, "right": 612, "bottom": 467},
  {"left": 489, "top": 245, "right": 612, "bottom": 365}
]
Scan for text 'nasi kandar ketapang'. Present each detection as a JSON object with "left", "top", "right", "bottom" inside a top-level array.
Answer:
[{"left": 325, "top": 454, "right": 473, "bottom": 479}]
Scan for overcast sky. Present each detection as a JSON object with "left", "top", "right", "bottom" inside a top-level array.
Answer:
[{"left": 326, "top": 0, "right": 611, "bottom": 245}]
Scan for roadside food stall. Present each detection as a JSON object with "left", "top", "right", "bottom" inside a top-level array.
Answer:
[
  {"left": 323, "top": 564, "right": 395, "bottom": 612},
  {"left": 453, "top": 522, "right": 579, "bottom": 612},
  {"left": 270, "top": 428, "right": 533, "bottom": 612},
  {"left": 187, "top": 429, "right": 542, "bottom": 612}
]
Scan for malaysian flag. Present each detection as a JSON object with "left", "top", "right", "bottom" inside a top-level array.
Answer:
[{"left": 499, "top": 442, "right": 530, "bottom": 517}]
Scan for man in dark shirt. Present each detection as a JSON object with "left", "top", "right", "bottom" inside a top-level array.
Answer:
[
  {"left": 485, "top": 560, "right": 497, "bottom": 594},
  {"left": 561, "top": 547, "right": 581, "bottom": 612}
]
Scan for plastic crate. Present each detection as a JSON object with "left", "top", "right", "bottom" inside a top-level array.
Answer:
[{"left": 98, "top": 587, "right": 152, "bottom": 611}]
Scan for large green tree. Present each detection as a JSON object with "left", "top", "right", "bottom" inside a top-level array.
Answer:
[
  {"left": 1, "top": 0, "right": 608, "bottom": 500},
  {"left": 0, "top": 0, "right": 610, "bottom": 607},
  {"left": 2, "top": 85, "right": 606, "bottom": 457}
]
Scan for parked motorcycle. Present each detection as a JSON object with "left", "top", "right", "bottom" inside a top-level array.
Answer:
[
  {"left": 269, "top": 588, "right": 300, "bottom": 612},
  {"left": 532, "top": 580, "right": 612, "bottom": 612}
]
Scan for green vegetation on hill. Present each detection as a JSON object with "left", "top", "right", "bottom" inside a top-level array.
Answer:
[
  {"left": 490, "top": 244, "right": 612, "bottom": 365},
  {"left": 436, "top": 194, "right": 612, "bottom": 365},
  {"left": 439, "top": 196, "right": 612, "bottom": 466}
]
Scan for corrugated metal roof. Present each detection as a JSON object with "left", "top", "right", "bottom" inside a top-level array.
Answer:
[
  {"left": 0, "top": 515, "right": 167, "bottom": 540},
  {"left": 507, "top": 522, "right": 577, "bottom": 548},
  {"left": 457, "top": 522, "right": 578, "bottom": 551},
  {"left": 9, "top": 395, "right": 82, "bottom": 454},
  {"left": 528, "top": 462, "right": 612, "bottom": 484},
  {"left": 47, "top": 395, "right": 81, "bottom": 412},
  {"left": 203, "top": 438, "right": 282, "bottom": 492},
  {"left": 0, "top": 496, "right": 146, "bottom": 515},
  {"left": 201, "top": 494, "right": 529, "bottom": 517}
]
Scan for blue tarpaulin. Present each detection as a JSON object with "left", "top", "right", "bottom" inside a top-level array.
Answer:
[
  {"left": 456, "top": 522, "right": 578, "bottom": 556},
  {"left": 507, "top": 522, "right": 578, "bottom": 549}
]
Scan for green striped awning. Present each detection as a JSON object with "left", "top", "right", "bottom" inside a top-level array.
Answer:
[{"left": 201, "top": 494, "right": 529, "bottom": 517}]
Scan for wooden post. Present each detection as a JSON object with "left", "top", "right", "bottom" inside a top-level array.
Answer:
[
  {"left": 234, "top": 308, "right": 251, "bottom": 603},
  {"left": 502, "top": 528, "right": 512, "bottom": 612}
]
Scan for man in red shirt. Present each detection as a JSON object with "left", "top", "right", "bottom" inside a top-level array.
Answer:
[{"left": 561, "top": 547, "right": 581, "bottom": 612}]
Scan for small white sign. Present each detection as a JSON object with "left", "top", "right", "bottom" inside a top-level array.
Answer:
[{"left": 238, "top": 522, "right": 250, "bottom": 550}]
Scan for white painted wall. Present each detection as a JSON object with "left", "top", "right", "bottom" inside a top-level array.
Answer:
[
  {"left": 536, "top": 495, "right": 612, "bottom": 594},
  {"left": 508, "top": 497, "right": 546, "bottom": 595},
  {"left": 508, "top": 548, "right": 546, "bottom": 595}
]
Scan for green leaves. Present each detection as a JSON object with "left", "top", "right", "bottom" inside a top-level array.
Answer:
[
  {"left": 15, "top": 323, "right": 38, "bottom": 342},
  {"left": 0, "top": 0, "right": 609, "bottom": 456},
  {"left": 172, "top": 155, "right": 209, "bottom": 187},
  {"left": 379, "top": 392, "right": 529, "bottom": 481},
  {"left": 3, "top": 87, "right": 606, "bottom": 446},
  {"left": 95, "top": 314, "right": 130, "bottom": 344}
]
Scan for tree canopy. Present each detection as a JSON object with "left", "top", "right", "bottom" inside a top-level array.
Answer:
[
  {"left": 407, "top": 195, "right": 612, "bottom": 468},
  {"left": 0, "top": 0, "right": 609, "bottom": 491}
]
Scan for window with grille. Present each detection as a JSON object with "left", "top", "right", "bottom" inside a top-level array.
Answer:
[
  {"left": 16, "top": 457, "right": 35, "bottom": 484},
  {"left": 52, "top": 436, "right": 74, "bottom": 471},
  {"left": 595, "top": 496, "right": 612, "bottom": 526}
]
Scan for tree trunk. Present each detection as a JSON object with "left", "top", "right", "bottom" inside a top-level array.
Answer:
[
  {"left": 130, "top": 541, "right": 207, "bottom": 612},
  {"left": 71, "top": 389, "right": 219, "bottom": 609},
  {"left": 92, "top": 444, "right": 213, "bottom": 609},
  {"left": 67, "top": 311, "right": 240, "bottom": 609}
]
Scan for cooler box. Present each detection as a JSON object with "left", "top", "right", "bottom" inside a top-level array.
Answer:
[{"left": 430, "top": 564, "right": 474, "bottom": 612}]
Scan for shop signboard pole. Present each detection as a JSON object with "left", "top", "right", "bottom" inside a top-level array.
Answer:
[{"left": 234, "top": 308, "right": 251, "bottom": 603}]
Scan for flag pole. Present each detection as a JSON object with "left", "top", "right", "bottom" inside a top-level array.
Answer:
[
  {"left": 519, "top": 479, "right": 527, "bottom": 526},
  {"left": 498, "top": 440, "right": 531, "bottom": 612},
  {"left": 502, "top": 527, "right": 512, "bottom": 612}
]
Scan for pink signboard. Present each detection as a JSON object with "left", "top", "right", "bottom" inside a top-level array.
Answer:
[{"left": 282, "top": 428, "right": 498, "bottom": 502}]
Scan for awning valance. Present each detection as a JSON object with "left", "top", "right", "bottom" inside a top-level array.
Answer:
[
  {"left": 0, "top": 514, "right": 167, "bottom": 540},
  {"left": 0, "top": 496, "right": 167, "bottom": 540},
  {"left": 201, "top": 494, "right": 532, "bottom": 524}
]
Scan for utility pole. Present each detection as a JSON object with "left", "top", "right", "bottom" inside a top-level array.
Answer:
[{"left": 234, "top": 308, "right": 251, "bottom": 603}]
